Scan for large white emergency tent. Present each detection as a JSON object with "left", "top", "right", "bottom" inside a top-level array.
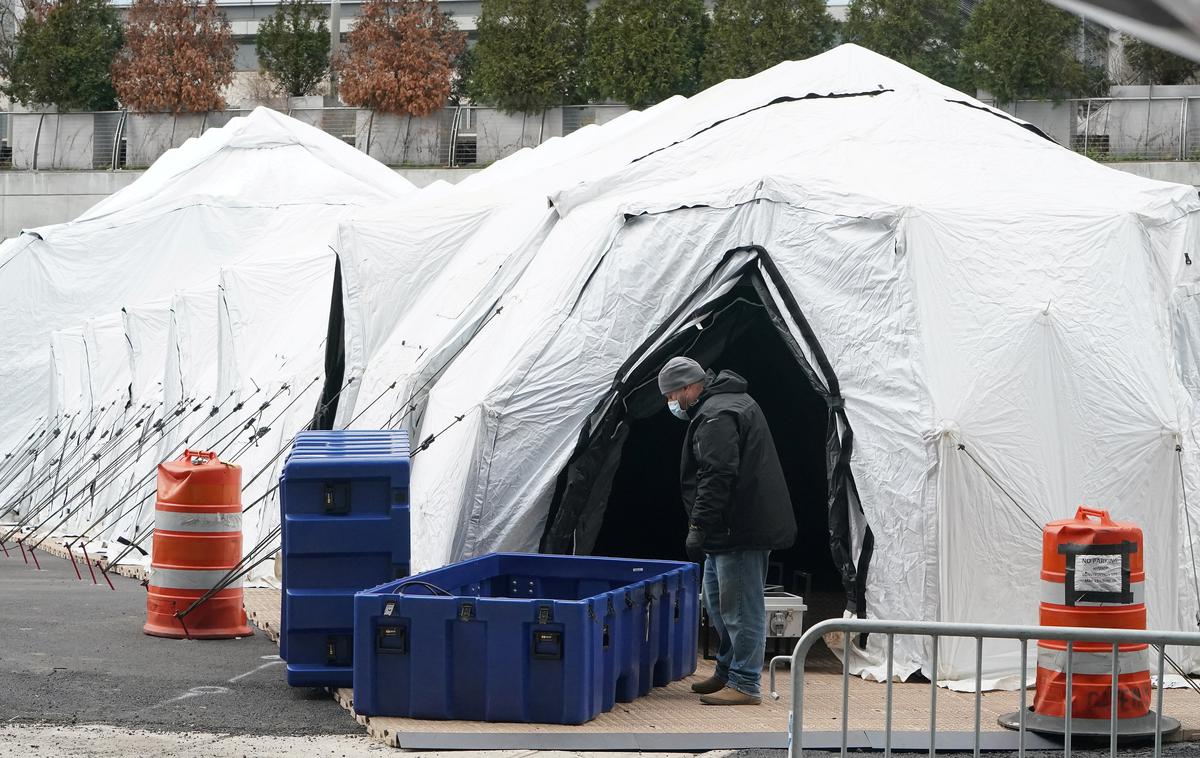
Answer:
[
  {"left": 326, "top": 97, "right": 685, "bottom": 433},
  {"left": 0, "top": 107, "right": 415, "bottom": 578},
  {"left": 0, "top": 107, "right": 413, "bottom": 453},
  {"left": 326, "top": 44, "right": 1200, "bottom": 688},
  {"left": 6, "top": 42, "right": 1200, "bottom": 693}
]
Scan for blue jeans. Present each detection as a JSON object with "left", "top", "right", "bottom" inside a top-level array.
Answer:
[{"left": 703, "top": 549, "right": 770, "bottom": 697}]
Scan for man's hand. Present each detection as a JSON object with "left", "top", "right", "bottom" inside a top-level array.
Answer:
[{"left": 685, "top": 527, "right": 705, "bottom": 564}]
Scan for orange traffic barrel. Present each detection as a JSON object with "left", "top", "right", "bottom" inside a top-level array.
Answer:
[
  {"left": 144, "top": 450, "right": 253, "bottom": 639},
  {"left": 1035, "top": 506, "right": 1149, "bottom": 719}
]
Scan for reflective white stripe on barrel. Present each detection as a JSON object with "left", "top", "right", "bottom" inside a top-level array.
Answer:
[
  {"left": 1037, "top": 647, "right": 1148, "bottom": 675},
  {"left": 149, "top": 567, "right": 242, "bottom": 590},
  {"left": 154, "top": 511, "right": 243, "bottom": 533},
  {"left": 1040, "top": 579, "right": 1143, "bottom": 606}
]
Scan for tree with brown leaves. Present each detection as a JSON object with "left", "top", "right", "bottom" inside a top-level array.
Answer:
[
  {"left": 111, "top": 0, "right": 236, "bottom": 114},
  {"left": 336, "top": 0, "right": 464, "bottom": 117}
]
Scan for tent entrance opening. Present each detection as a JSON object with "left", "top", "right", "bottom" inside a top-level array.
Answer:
[{"left": 592, "top": 288, "right": 843, "bottom": 616}]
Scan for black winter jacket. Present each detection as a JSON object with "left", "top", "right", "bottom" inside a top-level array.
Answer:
[{"left": 679, "top": 370, "right": 797, "bottom": 553}]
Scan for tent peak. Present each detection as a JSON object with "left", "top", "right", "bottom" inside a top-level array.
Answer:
[{"left": 58, "top": 106, "right": 412, "bottom": 228}]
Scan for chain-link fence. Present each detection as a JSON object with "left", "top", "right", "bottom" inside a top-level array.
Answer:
[
  {"left": 0, "top": 105, "right": 633, "bottom": 171},
  {"left": 7, "top": 98, "right": 1200, "bottom": 169}
]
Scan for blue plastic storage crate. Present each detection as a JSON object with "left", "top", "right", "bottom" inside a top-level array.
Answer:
[
  {"left": 353, "top": 553, "right": 699, "bottom": 724},
  {"left": 280, "top": 429, "right": 411, "bottom": 687}
]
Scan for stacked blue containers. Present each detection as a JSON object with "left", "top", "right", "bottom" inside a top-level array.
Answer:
[
  {"left": 280, "top": 430, "right": 410, "bottom": 687},
  {"left": 353, "top": 553, "right": 699, "bottom": 724}
]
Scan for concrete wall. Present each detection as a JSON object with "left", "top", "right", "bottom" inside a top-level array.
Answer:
[
  {"left": 357, "top": 112, "right": 451, "bottom": 167},
  {"left": 1001, "top": 100, "right": 1075, "bottom": 148},
  {"left": 8, "top": 159, "right": 1196, "bottom": 241},
  {"left": 10, "top": 114, "right": 101, "bottom": 170},
  {"left": 1109, "top": 161, "right": 1200, "bottom": 185},
  {"left": 0, "top": 167, "right": 481, "bottom": 239},
  {"left": 0, "top": 171, "right": 140, "bottom": 235}
]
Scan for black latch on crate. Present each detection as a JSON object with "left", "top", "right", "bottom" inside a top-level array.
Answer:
[
  {"left": 376, "top": 624, "right": 408, "bottom": 654},
  {"left": 326, "top": 634, "right": 352, "bottom": 665},
  {"left": 531, "top": 630, "right": 563, "bottom": 660},
  {"left": 458, "top": 602, "right": 475, "bottom": 622},
  {"left": 536, "top": 605, "right": 552, "bottom": 624},
  {"left": 323, "top": 481, "right": 351, "bottom": 515}
]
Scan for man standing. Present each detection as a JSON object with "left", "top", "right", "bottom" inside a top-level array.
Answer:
[{"left": 658, "top": 356, "right": 797, "bottom": 706}]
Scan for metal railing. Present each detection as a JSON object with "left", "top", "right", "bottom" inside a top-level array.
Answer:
[
  {"left": 769, "top": 617, "right": 1200, "bottom": 758},
  {"left": 0, "top": 104, "right": 632, "bottom": 171}
]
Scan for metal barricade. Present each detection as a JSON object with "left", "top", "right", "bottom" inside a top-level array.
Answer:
[{"left": 769, "top": 617, "right": 1200, "bottom": 758}]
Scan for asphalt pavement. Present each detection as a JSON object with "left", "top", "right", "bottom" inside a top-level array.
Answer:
[
  {"left": 0, "top": 544, "right": 358, "bottom": 736},
  {"left": 3, "top": 547, "right": 1198, "bottom": 757}
]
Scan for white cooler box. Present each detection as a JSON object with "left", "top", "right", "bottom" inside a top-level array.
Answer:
[
  {"left": 765, "top": 590, "right": 806, "bottom": 638},
  {"left": 701, "top": 589, "right": 807, "bottom": 658}
]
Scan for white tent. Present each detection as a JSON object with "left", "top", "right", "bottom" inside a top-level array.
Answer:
[
  {"left": 332, "top": 45, "right": 1200, "bottom": 688},
  {"left": 0, "top": 107, "right": 413, "bottom": 455},
  {"left": 5, "top": 44, "right": 1200, "bottom": 692},
  {"left": 330, "top": 101, "right": 682, "bottom": 432},
  {"left": 213, "top": 247, "right": 340, "bottom": 558},
  {"left": 0, "top": 107, "right": 414, "bottom": 575}
]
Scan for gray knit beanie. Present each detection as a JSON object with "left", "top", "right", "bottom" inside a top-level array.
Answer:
[{"left": 657, "top": 357, "right": 706, "bottom": 395}]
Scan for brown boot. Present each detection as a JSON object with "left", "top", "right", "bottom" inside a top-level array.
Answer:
[
  {"left": 700, "top": 686, "right": 762, "bottom": 706},
  {"left": 690, "top": 675, "right": 727, "bottom": 694}
]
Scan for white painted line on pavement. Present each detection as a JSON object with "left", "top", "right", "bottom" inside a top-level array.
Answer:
[
  {"left": 227, "top": 659, "right": 283, "bottom": 683},
  {"left": 140, "top": 685, "right": 231, "bottom": 713}
]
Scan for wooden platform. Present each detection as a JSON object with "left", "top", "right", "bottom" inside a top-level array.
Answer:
[{"left": 240, "top": 588, "right": 1200, "bottom": 751}]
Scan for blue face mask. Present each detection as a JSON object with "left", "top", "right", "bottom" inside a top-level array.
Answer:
[{"left": 667, "top": 399, "right": 689, "bottom": 420}]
